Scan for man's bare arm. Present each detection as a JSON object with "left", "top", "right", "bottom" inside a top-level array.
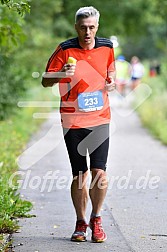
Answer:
[
  {"left": 41, "top": 64, "right": 76, "bottom": 88},
  {"left": 41, "top": 72, "right": 66, "bottom": 87}
]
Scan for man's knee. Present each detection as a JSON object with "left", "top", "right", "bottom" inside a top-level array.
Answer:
[
  {"left": 73, "top": 170, "right": 89, "bottom": 189},
  {"left": 90, "top": 168, "right": 108, "bottom": 189}
]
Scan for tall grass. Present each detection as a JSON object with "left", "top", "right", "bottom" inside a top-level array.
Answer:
[
  {"left": 137, "top": 61, "right": 167, "bottom": 145},
  {"left": 0, "top": 85, "right": 58, "bottom": 234}
]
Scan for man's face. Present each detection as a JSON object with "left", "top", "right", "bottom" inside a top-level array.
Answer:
[{"left": 75, "top": 16, "right": 98, "bottom": 46}]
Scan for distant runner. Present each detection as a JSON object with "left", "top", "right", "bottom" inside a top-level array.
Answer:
[
  {"left": 115, "top": 55, "right": 130, "bottom": 96},
  {"left": 130, "top": 56, "right": 145, "bottom": 90}
]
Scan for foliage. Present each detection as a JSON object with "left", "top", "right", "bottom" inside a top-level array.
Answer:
[
  {"left": 0, "top": 55, "right": 27, "bottom": 120},
  {"left": 0, "top": 0, "right": 63, "bottom": 120},
  {"left": 0, "top": 131, "right": 33, "bottom": 234},
  {"left": 62, "top": 0, "right": 167, "bottom": 59},
  {"left": 0, "top": 178, "right": 33, "bottom": 233},
  {"left": 138, "top": 94, "right": 167, "bottom": 145},
  {"left": 0, "top": 0, "right": 30, "bottom": 15},
  {"left": 0, "top": 233, "right": 12, "bottom": 252},
  {"left": 24, "top": 0, "right": 62, "bottom": 30},
  {"left": 52, "top": 16, "right": 73, "bottom": 38},
  {"left": 0, "top": 1, "right": 30, "bottom": 121},
  {"left": 0, "top": 0, "right": 62, "bottom": 232},
  {"left": 0, "top": 1, "right": 30, "bottom": 54},
  {"left": 0, "top": 86, "right": 55, "bottom": 234},
  {"left": 137, "top": 61, "right": 167, "bottom": 145}
]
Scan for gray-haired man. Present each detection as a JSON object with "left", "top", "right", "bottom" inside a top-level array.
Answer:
[{"left": 42, "top": 6, "right": 116, "bottom": 243}]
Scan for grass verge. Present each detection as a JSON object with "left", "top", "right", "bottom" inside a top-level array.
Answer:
[
  {"left": 136, "top": 63, "right": 167, "bottom": 145},
  {"left": 0, "top": 85, "right": 58, "bottom": 237}
]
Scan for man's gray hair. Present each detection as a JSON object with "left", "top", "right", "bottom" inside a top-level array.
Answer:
[{"left": 75, "top": 6, "right": 100, "bottom": 24}]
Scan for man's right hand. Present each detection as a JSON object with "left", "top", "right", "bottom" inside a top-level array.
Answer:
[
  {"left": 63, "top": 63, "right": 76, "bottom": 76},
  {"left": 42, "top": 59, "right": 77, "bottom": 87}
]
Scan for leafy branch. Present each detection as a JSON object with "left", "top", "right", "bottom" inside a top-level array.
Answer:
[
  {"left": 0, "top": 0, "right": 30, "bottom": 16},
  {"left": 0, "top": 0, "right": 31, "bottom": 55}
]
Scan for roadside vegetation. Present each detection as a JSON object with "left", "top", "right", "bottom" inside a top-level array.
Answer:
[
  {"left": 0, "top": 86, "right": 56, "bottom": 234},
  {"left": 0, "top": 1, "right": 61, "bottom": 249},
  {"left": 137, "top": 61, "right": 167, "bottom": 145}
]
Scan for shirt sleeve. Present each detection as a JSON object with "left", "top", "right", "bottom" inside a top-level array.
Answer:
[
  {"left": 107, "top": 48, "right": 116, "bottom": 73},
  {"left": 45, "top": 45, "right": 71, "bottom": 83},
  {"left": 45, "top": 45, "right": 65, "bottom": 72}
]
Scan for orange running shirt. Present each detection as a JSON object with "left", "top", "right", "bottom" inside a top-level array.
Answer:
[{"left": 46, "top": 37, "right": 115, "bottom": 128}]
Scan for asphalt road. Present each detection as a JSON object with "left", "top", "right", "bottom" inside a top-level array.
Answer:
[{"left": 12, "top": 94, "right": 167, "bottom": 252}]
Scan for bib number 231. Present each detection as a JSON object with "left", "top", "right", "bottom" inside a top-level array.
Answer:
[{"left": 78, "top": 91, "right": 104, "bottom": 112}]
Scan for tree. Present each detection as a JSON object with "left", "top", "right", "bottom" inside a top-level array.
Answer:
[
  {"left": 61, "top": 0, "right": 167, "bottom": 59},
  {"left": 0, "top": 0, "right": 30, "bottom": 54},
  {"left": 0, "top": 1, "right": 30, "bottom": 119},
  {"left": 0, "top": 0, "right": 30, "bottom": 15}
]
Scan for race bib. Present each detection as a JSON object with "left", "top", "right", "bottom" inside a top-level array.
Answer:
[{"left": 78, "top": 91, "right": 104, "bottom": 112}]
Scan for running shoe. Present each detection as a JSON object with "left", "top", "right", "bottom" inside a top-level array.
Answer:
[
  {"left": 89, "top": 216, "right": 107, "bottom": 242},
  {"left": 71, "top": 220, "right": 88, "bottom": 242}
]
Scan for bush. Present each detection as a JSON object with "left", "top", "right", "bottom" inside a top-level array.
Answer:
[
  {"left": 137, "top": 60, "right": 167, "bottom": 145},
  {"left": 0, "top": 85, "right": 55, "bottom": 234},
  {"left": 53, "top": 16, "right": 74, "bottom": 38},
  {"left": 0, "top": 175, "right": 33, "bottom": 233},
  {"left": 0, "top": 55, "right": 27, "bottom": 120}
]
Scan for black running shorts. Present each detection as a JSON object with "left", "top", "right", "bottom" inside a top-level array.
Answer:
[{"left": 63, "top": 124, "right": 109, "bottom": 176}]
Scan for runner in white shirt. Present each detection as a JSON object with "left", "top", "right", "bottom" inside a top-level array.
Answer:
[{"left": 130, "top": 56, "right": 145, "bottom": 90}]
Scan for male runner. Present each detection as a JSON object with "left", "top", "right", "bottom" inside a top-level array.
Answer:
[{"left": 42, "top": 6, "right": 115, "bottom": 243}]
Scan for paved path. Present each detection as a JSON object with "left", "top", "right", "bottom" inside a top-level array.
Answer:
[{"left": 12, "top": 95, "right": 167, "bottom": 252}]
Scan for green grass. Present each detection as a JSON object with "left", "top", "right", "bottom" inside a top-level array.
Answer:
[
  {"left": 136, "top": 62, "right": 167, "bottom": 145},
  {"left": 0, "top": 233, "right": 12, "bottom": 252},
  {"left": 0, "top": 30, "right": 61, "bottom": 240},
  {"left": 0, "top": 84, "right": 59, "bottom": 235}
]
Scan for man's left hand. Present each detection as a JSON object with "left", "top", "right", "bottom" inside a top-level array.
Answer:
[{"left": 105, "top": 77, "right": 116, "bottom": 92}]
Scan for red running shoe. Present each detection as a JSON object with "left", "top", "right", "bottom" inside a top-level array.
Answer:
[
  {"left": 89, "top": 216, "right": 107, "bottom": 243},
  {"left": 71, "top": 220, "right": 88, "bottom": 242}
]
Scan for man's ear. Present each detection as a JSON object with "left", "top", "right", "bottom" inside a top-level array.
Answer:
[{"left": 74, "top": 23, "right": 77, "bottom": 32}]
